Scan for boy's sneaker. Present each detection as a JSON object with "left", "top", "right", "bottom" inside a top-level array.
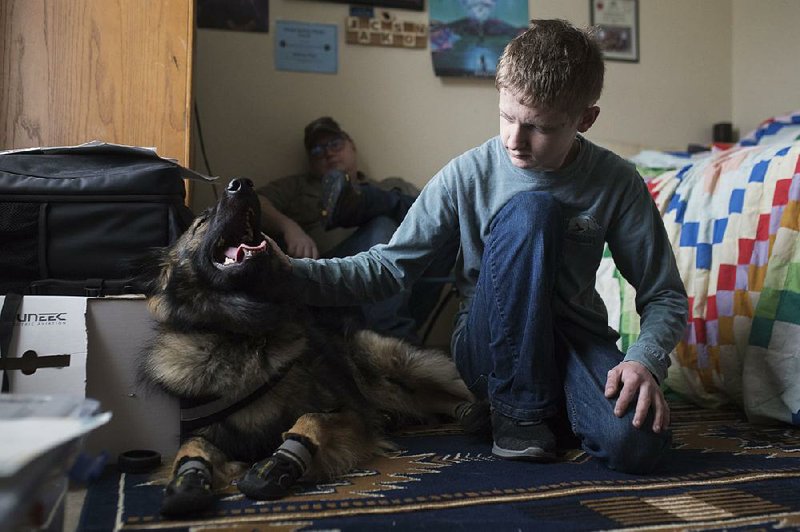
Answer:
[{"left": 491, "top": 411, "right": 556, "bottom": 461}]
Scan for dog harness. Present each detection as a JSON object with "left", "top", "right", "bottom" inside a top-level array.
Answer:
[{"left": 179, "top": 359, "right": 297, "bottom": 433}]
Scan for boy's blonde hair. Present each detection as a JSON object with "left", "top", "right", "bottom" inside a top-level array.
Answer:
[{"left": 496, "top": 19, "right": 604, "bottom": 117}]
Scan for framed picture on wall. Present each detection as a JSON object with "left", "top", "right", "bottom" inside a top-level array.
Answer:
[
  {"left": 197, "top": 0, "right": 269, "bottom": 32},
  {"left": 318, "top": 0, "right": 424, "bottom": 11},
  {"left": 590, "top": 0, "right": 639, "bottom": 62}
]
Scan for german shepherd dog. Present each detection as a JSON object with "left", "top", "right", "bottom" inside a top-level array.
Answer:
[{"left": 140, "top": 178, "right": 487, "bottom": 517}]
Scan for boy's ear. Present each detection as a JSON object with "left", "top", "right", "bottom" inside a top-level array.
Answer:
[{"left": 576, "top": 106, "right": 600, "bottom": 133}]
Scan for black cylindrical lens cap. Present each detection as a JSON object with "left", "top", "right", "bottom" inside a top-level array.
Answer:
[{"left": 117, "top": 449, "right": 162, "bottom": 473}]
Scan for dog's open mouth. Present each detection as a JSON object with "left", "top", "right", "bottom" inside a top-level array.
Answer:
[
  {"left": 212, "top": 207, "right": 268, "bottom": 269},
  {"left": 219, "top": 239, "right": 267, "bottom": 267}
]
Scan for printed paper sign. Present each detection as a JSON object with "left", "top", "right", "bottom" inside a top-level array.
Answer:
[{"left": 275, "top": 21, "right": 338, "bottom": 74}]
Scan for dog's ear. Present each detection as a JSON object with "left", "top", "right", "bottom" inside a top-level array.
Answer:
[{"left": 125, "top": 247, "right": 169, "bottom": 296}]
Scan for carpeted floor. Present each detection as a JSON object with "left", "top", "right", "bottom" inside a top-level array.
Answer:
[{"left": 78, "top": 401, "right": 800, "bottom": 531}]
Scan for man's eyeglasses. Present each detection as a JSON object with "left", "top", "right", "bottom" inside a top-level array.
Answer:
[{"left": 309, "top": 136, "right": 346, "bottom": 159}]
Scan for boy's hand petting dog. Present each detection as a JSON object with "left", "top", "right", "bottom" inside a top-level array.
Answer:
[
  {"left": 604, "top": 361, "right": 670, "bottom": 434},
  {"left": 264, "top": 235, "right": 292, "bottom": 270}
]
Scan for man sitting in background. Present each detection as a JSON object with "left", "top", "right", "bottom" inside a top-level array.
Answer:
[{"left": 257, "top": 116, "right": 452, "bottom": 344}]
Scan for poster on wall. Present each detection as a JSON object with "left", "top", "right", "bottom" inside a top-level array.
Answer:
[
  {"left": 275, "top": 21, "right": 338, "bottom": 74},
  {"left": 590, "top": 0, "right": 639, "bottom": 62},
  {"left": 429, "top": 0, "right": 528, "bottom": 78},
  {"left": 197, "top": 0, "right": 269, "bottom": 33}
]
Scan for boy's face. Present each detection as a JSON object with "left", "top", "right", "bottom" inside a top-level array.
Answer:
[{"left": 498, "top": 88, "right": 599, "bottom": 171}]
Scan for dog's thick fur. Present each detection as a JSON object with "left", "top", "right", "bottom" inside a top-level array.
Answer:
[{"left": 140, "top": 179, "right": 482, "bottom": 516}]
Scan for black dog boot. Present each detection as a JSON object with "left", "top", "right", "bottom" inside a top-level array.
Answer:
[
  {"left": 161, "top": 456, "right": 215, "bottom": 517},
  {"left": 237, "top": 434, "right": 316, "bottom": 500}
]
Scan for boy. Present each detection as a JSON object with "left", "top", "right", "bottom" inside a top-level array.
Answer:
[{"left": 274, "top": 19, "right": 688, "bottom": 473}]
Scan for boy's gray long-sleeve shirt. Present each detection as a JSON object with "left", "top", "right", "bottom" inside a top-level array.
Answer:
[{"left": 290, "top": 136, "right": 688, "bottom": 382}]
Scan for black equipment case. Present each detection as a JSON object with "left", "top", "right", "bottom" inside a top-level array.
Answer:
[{"left": 0, "top": 142, "right": 212, "bottom": 296}]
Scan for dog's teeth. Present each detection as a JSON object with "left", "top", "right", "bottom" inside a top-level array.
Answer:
[{"left": 224, "top": 256, "right": 235, "bottom": 265}]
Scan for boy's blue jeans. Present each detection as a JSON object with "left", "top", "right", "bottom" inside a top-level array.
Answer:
[{"left": 452, "top": 191, "right": 671, "bottom": 474}]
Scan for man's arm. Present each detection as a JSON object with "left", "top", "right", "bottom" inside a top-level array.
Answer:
[{"left": 258, "top": 195, "right": 319, "bottom": 259}]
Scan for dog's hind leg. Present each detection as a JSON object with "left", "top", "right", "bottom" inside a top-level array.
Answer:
[
  {"left": 355, "top": 330, "right": 491, "bottom": 434},
  {"left": 161, "top": 437, "right": 227, "bottom": 517},
  {"left": 238, "top": 410, "right": 377, "bottom": 501},
  {"left": 396, "top": 384, "right": 491, "bottom": 435}
]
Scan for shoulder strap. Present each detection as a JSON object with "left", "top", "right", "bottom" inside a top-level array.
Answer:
[{"left": 0, "top": 293, "right": 23, "bottom": 393}]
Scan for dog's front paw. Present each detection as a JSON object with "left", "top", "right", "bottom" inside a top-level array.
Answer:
[
  {"left": 237, "top": 454, "right": 302, "bottom": 500},
  {"left": 238, "top": 434, "right": 315, "bottom": 500},
  {"left": 161, "top": 457, "right": 215, "bottom": 517}
]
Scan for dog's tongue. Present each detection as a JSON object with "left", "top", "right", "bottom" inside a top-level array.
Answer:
[{"left": 224, "top": 240, "right": 267, "bottom": 263}]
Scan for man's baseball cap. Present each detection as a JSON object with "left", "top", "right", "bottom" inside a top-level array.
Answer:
[{"left": 304, "top": 117, "right": 349, "bottom": 151}]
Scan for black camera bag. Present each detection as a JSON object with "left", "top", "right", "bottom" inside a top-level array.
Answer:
[{"left": 0, "top": 142, "right": 208, "bottom": 296}]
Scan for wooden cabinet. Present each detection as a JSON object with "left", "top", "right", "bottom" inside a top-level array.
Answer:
[{"left": 0, "top": 0, "right": 194, "bottom": 167}]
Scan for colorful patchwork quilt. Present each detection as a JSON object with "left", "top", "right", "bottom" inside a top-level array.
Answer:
[
  {"left": 739, "top": 111, "right": 800, "bottom": 147},
  {"left": 597, "top": 112, "right": 800, "bottom": 426}
]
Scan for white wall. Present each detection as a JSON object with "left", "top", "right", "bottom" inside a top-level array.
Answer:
[
  {"left": 732, "top": 0, "right": 800, "bottom": 137},
  {"left": 191, "top": 0, "right": 766, "bottom": 208},
  {"left": 593, "top": 1, "right": 731, "bottom": 150}
]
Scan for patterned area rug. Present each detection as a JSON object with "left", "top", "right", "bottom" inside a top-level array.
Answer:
[{"left": 78, "top": 402, "right": 800, "bottom": 531}]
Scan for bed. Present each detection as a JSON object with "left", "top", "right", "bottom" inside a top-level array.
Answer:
[{"left": 597, "top": 111, "right": 800, "bottom": 426}]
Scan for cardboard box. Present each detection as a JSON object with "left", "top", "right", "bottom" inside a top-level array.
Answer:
[{"left": 1, "top": 296, "right": 179, "bottom": 461}]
